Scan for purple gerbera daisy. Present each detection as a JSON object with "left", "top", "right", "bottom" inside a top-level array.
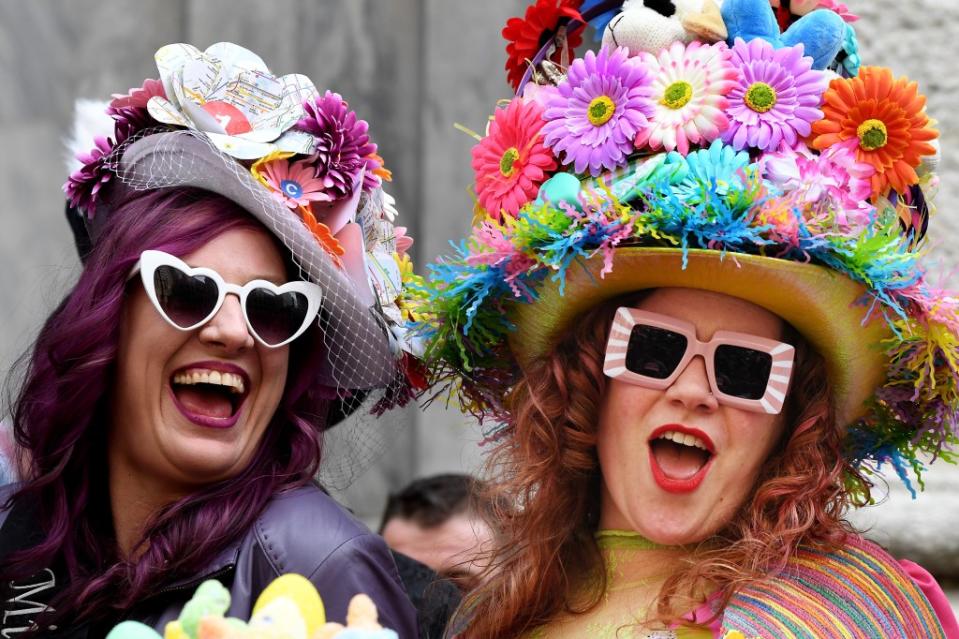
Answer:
[
  {"left": 542, "top": 46, "right": 655, "bottom": 176},
  {"left": 64, "top": 135, "right": 115, "bottom": 217},
  {"left": 65, "top": 80, "right": 168, "bottom": 217},
  {"left": 297, "top": 91, "right": 381, "bottom": 198},
  {"left": 723, "top": 38, "right": 829, "bottom": 152}
]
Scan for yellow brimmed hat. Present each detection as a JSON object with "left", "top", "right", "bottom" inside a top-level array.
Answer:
[{"left": 510, "top": 248, "right": 889, "bottom": 428}]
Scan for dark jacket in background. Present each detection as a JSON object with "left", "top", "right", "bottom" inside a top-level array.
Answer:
[
  {"left": 390, "top": 551, "right": 461, "bottom": 639},
  {"left": 0, "top": 482, "right": 418, "bottom": 637}
]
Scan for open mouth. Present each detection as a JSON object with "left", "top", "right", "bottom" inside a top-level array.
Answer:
[
  {"left": 169, "top": 364, "right": 249, "bottom": 428},
  {"left": 648, "top": 426, "right": 715, "bottom": 493}
]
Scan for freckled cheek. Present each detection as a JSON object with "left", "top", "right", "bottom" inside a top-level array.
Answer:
[
  {"left": 598, "top": 387, "right": 657, "bottom": 464},
  {"left": 602, "top": 383, "right": 659, "bottom": 429}
]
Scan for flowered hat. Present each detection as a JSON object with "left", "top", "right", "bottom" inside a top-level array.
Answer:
[
  {"left": 416, "top": 0, "right": 958, "bottom": 491},
  {"left": 64, "top": 43, "right": 425, "bottom": 426}
]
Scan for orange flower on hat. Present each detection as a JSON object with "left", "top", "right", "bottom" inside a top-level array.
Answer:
[
  {"left": 811, "top": 66, "right": 938, "bottom": 197},
  {"left": 299, "top": 206, "right": 345, "bottom": 267}
]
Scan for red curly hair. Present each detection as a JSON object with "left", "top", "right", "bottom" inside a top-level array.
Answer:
[{"left": 455, "top": 295, "right": 873, "bottom": 638}]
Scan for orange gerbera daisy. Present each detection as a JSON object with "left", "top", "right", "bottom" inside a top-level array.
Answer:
[{"left": 811, "top": 66, "right": 938, "bottom": 197}]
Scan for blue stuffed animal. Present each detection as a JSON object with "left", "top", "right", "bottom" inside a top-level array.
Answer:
[{"left": 721, "top": 0, "right": 845, "bottom": 69}]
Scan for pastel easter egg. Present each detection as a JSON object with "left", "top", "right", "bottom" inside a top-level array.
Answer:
[
  {"left": 106, "top": 620, "right": 163, "bottom": 639},
  {"left": 537, "top": 172, "right": 581, "bottom": 208},
  {"left": 249, "top": 596, "right": 307, "bottom": 639}
]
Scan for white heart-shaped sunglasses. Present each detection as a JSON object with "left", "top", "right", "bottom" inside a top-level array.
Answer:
[{"left": 132, "top": 250, "right": 322, "bottom": 348}]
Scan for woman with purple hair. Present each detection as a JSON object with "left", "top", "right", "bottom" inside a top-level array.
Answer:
[{"left": 0, "top": 43, "right": 420, "bottom": 637}]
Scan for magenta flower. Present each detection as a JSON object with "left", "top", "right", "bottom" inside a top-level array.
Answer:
[
  {"left": 64, "top": 136, "right": 114, "bottom": 217},
  {"left": 724, "top": 38, "right": 829, "bottom": 152},
  {"left": 297, "top": 91, "right": 381, "bottom": 198},
  {"left": 763, "top": 138, "right": 876, "bottom": 227},
  {"left": 64, "top": 81, "right": 168, "bottom": 216},
  {"left": 542, "top": 46, "right": 655, "bottom": 176},
  {"left": 258, "top": 156, "right": 333, "bottom": 208}
]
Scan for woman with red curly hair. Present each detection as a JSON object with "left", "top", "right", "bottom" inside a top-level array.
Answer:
[{"left": 417, "top": 1, "right": 959, "bottom": 637}]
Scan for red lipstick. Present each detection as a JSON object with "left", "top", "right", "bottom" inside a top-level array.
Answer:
[{"left": 648, "top": 424, "right": 716, "bottom": 494}]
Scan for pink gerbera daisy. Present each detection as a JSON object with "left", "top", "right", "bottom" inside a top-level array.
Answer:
[
  {"left": 258, "top": 156, "right": 332, "bottom": 208},
  {"left": 108, "top": 78, "right": 166, "bottom": 134},
  {"left": 472, "top": 98, "right": 556, "bottom": 219},
  {"left": 637, "top": 41, "right": 738, "bottom": 156}
]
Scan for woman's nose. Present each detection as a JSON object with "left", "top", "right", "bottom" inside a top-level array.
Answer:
[
  {"left": 197, "top": 294, "right": 255, "bottom": 352},
  {"left": 664, "top": 354, "right": 719, "bottom": 413}
]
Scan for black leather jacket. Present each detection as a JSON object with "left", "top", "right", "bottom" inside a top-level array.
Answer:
[{"left": 0, "top": 482, "right": 418, "bottom": 637}]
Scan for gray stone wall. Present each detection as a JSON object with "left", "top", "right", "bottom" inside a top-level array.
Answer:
[{"left": 0, "top": 0, "right": 956, "bottom": 578}]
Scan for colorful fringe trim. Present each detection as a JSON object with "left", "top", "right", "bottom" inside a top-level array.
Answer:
[{"left": 415, "top": 144, "right": 959, "bottom": 491}]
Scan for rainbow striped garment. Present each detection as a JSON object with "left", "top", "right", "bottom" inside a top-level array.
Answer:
[{"left": 719, "top": 535, "right": 946, "bottom": 638}]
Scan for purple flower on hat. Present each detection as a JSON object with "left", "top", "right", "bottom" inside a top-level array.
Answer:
[
  {"left": 64, "top": 80, "right": 168, "bottom": 217},
  {"left": 64, "top": 135, "right": 114, "bottom": 218},
  {"left": 297, "top": 91, "right": 382, "bottom": 198},
  {"left": 542, "top": 46, "right": 655, "bottom": 176},
  {"left": 723, "top": 38, "right": 829, "bottom": 152}
]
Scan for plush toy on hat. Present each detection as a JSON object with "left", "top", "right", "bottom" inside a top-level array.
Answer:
[
  {"left": 721, "top": 0, "right": 845, "bottom": 69},
  {"left": 602, "top": 0, "right": 728, "bottom": 55},
  {"left": 104, "top": 574, "right": 396, "bottom": 639}
]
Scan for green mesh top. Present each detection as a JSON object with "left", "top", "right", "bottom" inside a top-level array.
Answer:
[{"left": 526, "top": 530, "right": 714, "bottom": 639}]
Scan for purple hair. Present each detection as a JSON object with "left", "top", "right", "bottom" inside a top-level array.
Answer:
[{"left": 2, "top": 188, "right": 331, "bottom": 629}]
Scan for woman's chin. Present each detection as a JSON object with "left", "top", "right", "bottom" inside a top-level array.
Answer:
[
  {"left": 158, "top": 436, "right": 252, "bottom": 486},
  {"left": 643, "top": 527, "right": 710, "bottom": 547},
  {"left": 626, "top": 504, "right": 716, "bottom": 547}
]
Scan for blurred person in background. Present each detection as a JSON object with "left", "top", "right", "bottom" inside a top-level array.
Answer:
[
  {"left": 380, "top": 473, "right": 494, "bottom": 591},
  {"left": 379, "top": 474, "right": 495, "bottom": 637}
]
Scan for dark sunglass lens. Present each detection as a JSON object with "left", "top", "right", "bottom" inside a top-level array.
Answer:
[
  {"left": 625, "top": 325, "right": 688, "bottom": 379},
  {"left": 715, "top": 345, "right": 772, "bottom": 400},
  {"left": 246, "top": 288, "right": 311, "bottom": 346},
  {"left": 153, "top": 266, "right": 218, "bottom": 328}
]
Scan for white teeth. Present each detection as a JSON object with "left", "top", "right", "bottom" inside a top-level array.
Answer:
[
  {"left": 172, "top": 368, "right": 245, "bottom": 395},
  {"left": 656, "top": 430, "right": 709, "bottom": 451}
]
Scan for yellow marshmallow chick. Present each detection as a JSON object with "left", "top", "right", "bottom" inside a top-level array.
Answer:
[
  {"left": 252, "top": 574, "right": 326, "bottom": 638},
  {"left": 248, "top": 597, "right": 309, "bottom": 638}
]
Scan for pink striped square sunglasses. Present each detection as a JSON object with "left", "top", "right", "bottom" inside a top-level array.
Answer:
[{"left": 603, "top": 308, "right": 795, "bottom": 415}]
